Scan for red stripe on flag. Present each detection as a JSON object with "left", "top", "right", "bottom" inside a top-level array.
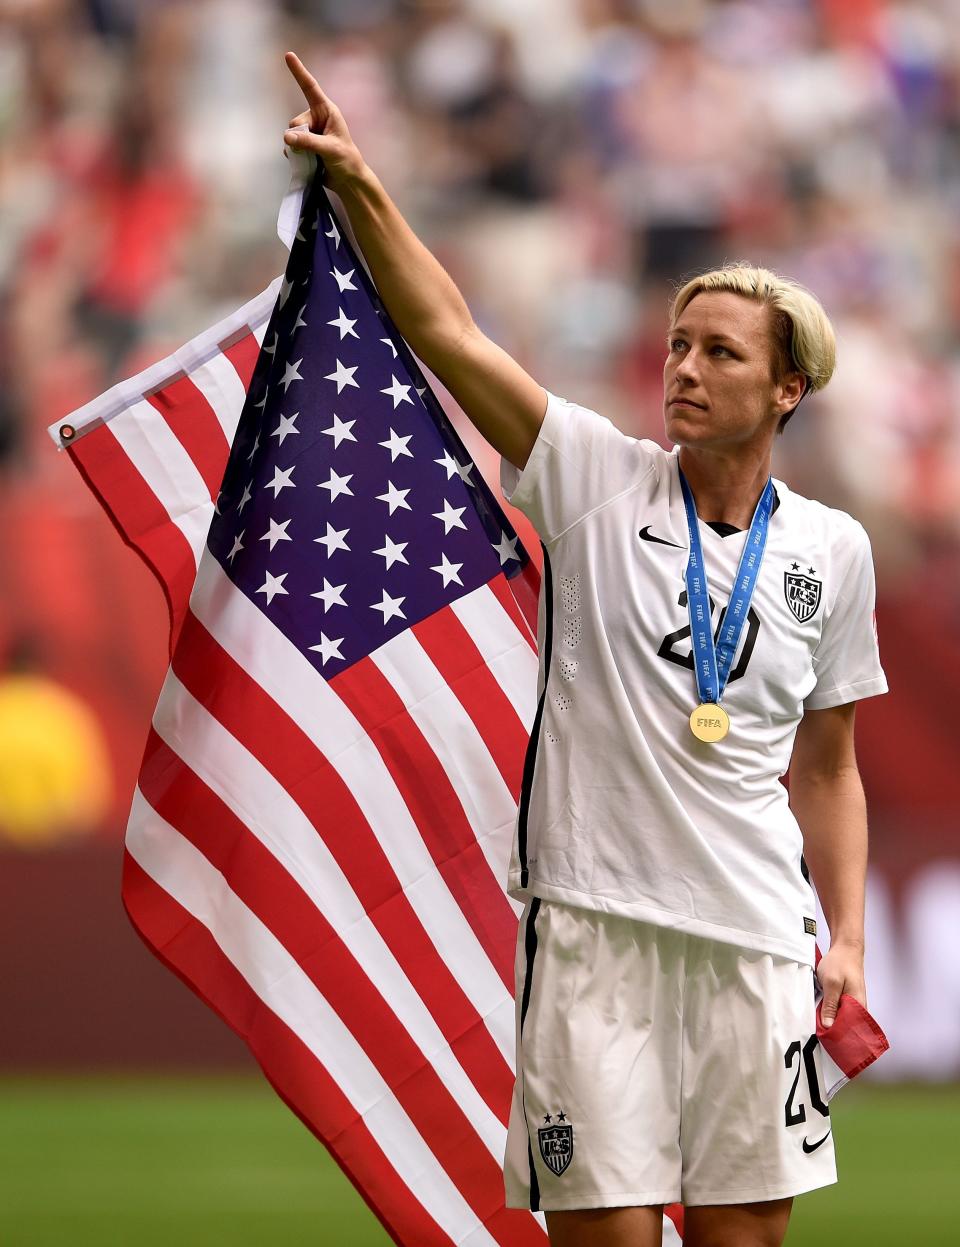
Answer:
[
  {"left": 170, "top": 608, "right": 515, "bottom": 1121},
  {"left": 146, "top": 374, "right": 231, "bottom": 501},
  {"left": 221, "top": 332, "right": 261, "bottom": 391},
  {"left": 137, "top": 732, "right": 543, "bottom": 1247},
  {"left": 68, "top": 427, "right": 197, "bottom": 655},
  {"left": 332, "top": 645, "right": 517, "bottom": 993},
  {"left": 817, "top": 995, "right": 889, "bottom": 1079},
  {"left": 488, "top": 572, "right": 538, "bottom": 654},
  {"left": 121, "top": 851, "right": 457, "bottom": 1247},
  {"left": 413, "top": 598, "right": 530, "bottom": 803}
]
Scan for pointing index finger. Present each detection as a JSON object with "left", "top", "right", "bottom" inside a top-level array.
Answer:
[{"left": 285, "top": 51, "right": 330, "bottom": 111}]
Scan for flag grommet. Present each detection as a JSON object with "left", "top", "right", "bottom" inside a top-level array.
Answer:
[{"left": 59, "top": 424, "right": 76, "bottom": 443}]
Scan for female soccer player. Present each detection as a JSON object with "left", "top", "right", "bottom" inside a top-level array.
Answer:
[{"left": 283, "top": 51, "right": 887, "bottom": 1247}]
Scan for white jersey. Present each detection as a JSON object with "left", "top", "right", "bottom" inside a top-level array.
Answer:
[{"left": 500, "top": 391, "right": 888, "bottom": 966}]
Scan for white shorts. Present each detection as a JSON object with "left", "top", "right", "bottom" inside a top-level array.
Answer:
[{"left": 505, "top": 900, "right": 837, "bottom": 1210}]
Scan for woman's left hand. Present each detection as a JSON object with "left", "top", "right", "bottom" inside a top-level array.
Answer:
[{"left": 816, "top": 941, "right": 866, "bottom": 1028}]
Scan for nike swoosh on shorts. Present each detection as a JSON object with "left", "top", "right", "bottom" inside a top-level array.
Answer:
[{"left": 802, "top": 1131, "right": 832, "bottom": 1153}]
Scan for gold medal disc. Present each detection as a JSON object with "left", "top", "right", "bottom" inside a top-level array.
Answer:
[{"left": 690, "top": 702, "right": 730, "bottom": 743}]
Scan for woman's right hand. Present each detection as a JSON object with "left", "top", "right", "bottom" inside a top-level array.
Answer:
[{"left": 283, "top": 52, "right": 366, "bottom": 192}]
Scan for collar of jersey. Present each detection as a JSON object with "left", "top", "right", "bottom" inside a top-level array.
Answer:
[{"left": 667, "top": 446, "right": 788, "bottom": 542}]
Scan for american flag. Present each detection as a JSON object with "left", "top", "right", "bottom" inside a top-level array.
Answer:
[
  {"left": 52, "top": 160, "right": 883, "bottom": 1247},
  {"left": 55, "top": 165, "right": 563, "bottom": 1247}
]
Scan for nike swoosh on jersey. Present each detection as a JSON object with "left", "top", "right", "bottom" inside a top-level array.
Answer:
[
  {"left": 638, "top": 526, "right": 684, "bottom": 549},
  {"left": 802, "top": 1130, "right": 832, "bottom": 1153}
]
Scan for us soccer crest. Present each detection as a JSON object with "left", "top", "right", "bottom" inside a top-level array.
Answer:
[
  {"left": 784, "top": 570, "right": 822, "bottom": 623},
  {"left": 538, "top": 1111, "right": 574, "bottom": 1176}
]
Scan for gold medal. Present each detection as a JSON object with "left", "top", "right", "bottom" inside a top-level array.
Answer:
[{"left": 689, "top": 703, "right": 730, "bottom": 743}]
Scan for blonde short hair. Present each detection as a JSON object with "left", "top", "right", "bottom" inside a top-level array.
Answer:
[{"left": 670, "top": 263, "right": 837, "bottom": 426}]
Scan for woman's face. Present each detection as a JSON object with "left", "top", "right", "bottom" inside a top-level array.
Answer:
[{"left": 662, "top": 291, "right": 803, "bottom": 451}]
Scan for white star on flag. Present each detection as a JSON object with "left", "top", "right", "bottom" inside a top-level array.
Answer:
[
  {"left": 264, "top": 332, "right": 278, "bottom": 356},
  {"left": 226, "top": 531, "right": 244, "bottom": 563},
  {"left": 319, "top": 468, "right": 354, "bottom": 502},
  {"left": 430, "top": 554, "right": 464, "bottom": 588},
  {"left": 324, "top": 360, "right": 359, "bottom": 393},
  {"left": 372, "top": 535, "right": 409, "bottom": 569},
  {"left": 253, "top": 389, "right": 268, "bottom": 410},
  {"left": 331, "top": 267, "right": 357, "bottom": 293},
  {"left": 378, "top": 429, "right": 413, "bottom": 461},
  {"left": 324, "top": 215, "right": 341, "bottom": 248},
  {"left": 256, "top": 570, "right": 289, "bottom": 604},
  {"left": 493, "top": 530, "right": 521, "bottom": 564},
  {"left": 376, "top": 481, "right": 412, "bottom": 515},
  {"left": 310, "top": 580, "right": 348, "bottom": 611},
  {"left": 321, "top": 414, "right": 357, "bottom": 449},
  {"left": 278, "top": 276, "right": 294, "bottom": 308},
  {"left": 434, "top": 450, "right": 459, "bottom": 480},
  {"left": 237, "top": 482, "right": 253, "bottom": 514},
  {"left": 415, "top": 386, "right": 426, "bottom": 399},
  {"left": 454, "top": 458, "right": 476, "bottom": 486},
  {"left": 260, "top": 517, "right": 293, "bottom": 550},
  {"left": 314, "top": 522, "right": 350, "bottom": 557},
  {"left": 280, "top": 358, "right": 304, "bottom": 392},
  {"left": 246, "top": 433, "right": 260, "bottom": 462},
  {"left": 308, "top": 632, "right": 346, "bottom": 665},
  {"left": 380, "top": 337, "right": 398, "bottom": 359},
  {"left": 327, "top": 309, "right": 359, "bottom": 340},
  {"left": 371, "top": 590, "right": 406, "bottom": 624},
  {"left": 270, "top": 412, "right": 300, "bottom": 445},
  {"left": 380, "top": 375, "right": 413, "bottom": 408},
  {"left": 293, "top": 305, "right": 308, "bottom": 330},
  {"left": 432, "top": 499, "right": 468, "bottom": 534},
  {"left": 265, "top": 465, "right": 296, "bottom": 497}
]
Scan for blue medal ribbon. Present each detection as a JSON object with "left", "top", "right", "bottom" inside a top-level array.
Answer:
[{"left": 678, "top": 466, "right": 774, "bottom": 707}]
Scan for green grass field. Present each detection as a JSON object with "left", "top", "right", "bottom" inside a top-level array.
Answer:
[{"left": 0, "top": 1077, "right": 954, "bottom": 1245}]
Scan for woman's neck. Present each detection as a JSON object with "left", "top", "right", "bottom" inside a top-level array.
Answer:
[{"left": 678, "top": 443, "right": 773, "bottom": 530}]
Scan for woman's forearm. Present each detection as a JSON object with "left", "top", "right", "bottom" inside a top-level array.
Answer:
[
  {"left": 282, "top": 53, "right": 477, "bottom": 372},
  {"left": 282, "top": 51, "right": 548, "bottom": 470},
  {"left": 791, "top": 767, "right": 868, "bottom": 947},
  {"left": 331, "top": 165, "right": 475, "bottom": 367}
]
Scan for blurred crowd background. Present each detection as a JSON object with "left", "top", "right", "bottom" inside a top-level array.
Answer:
[{"left": 1, "top": 0, "right": 958, "bottom": 1078}]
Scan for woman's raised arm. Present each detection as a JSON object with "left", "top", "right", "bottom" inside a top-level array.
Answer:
[{"left": 283, "top": 52, "right": 547, "bottom": 471}]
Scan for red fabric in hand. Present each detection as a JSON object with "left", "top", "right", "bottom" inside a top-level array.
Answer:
[{"left": 817, "top": 993, "right": 890, "bottom": 1080}]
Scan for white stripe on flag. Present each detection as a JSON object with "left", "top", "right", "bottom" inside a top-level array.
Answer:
[
  {"left": 47, "top": 278, "right": 282, "bottom": 448},
  {"left": 190, "top": 352, "right": 249, "bottom": 444},
  {"left": 450, "top": 586, "right": 538, "bottom": 734},
  {"left": 820, "top": 1046, "right": 848, "bottom": 1101},
  {"left": 151, "top": 669, "right": 511, "bottom": 1160},
  {"left": 109, "top": 401, "right": 212, "bottom": 561},
  {"left": 369, "top": 628, "right": 518, "bottom": 885},
  {"left": 188, "top": 556, "right": 516, "bottom": 1064},
  {"left": 126, "top": 789, "right": 500, "bottom": 1247}
]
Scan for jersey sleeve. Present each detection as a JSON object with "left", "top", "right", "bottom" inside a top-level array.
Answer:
[
  {"left": 499, "top": 390, "right": 657, "bottom": 545},
  {"left": 804, "top": 522, "right": 888, "bottom": 710}
]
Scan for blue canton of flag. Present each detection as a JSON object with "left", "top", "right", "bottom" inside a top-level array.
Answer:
[{"left": 208, "top": 173, "right": 528, "bottom": 675}]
